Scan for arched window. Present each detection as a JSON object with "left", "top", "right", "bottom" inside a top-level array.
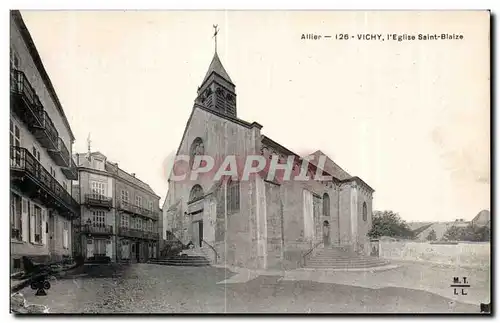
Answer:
[
  {"left": 362, "top": 202, "right": 368, "bottom": 221},
  {"left": 189, "top": 184, "right": 204, "bottom": 203},
  {"left": 190, "top": 137, "right": 205, "bottom": 170},
  {"left": 227, "top": 179, "right": 240, "bottom": 214},
  {"left": 323, "top": 193, "right": 330, "bottom": 216}
]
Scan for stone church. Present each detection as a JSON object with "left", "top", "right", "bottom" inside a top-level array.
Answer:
[{"left": 163, "top": 50, "right": 374, "bottom": 270}]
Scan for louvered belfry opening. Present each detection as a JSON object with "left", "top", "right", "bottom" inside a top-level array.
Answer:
[{"left": 196, "top": 52, "right": 237, "bottom": 118}]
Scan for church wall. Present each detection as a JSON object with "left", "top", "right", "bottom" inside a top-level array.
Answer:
[
  {"left": 326, "top": 185, "right": 341, "bottom": 245},
  {"left": 339, "top": 183, "right": 352, "bottom": 245},
  {"left": 278, "top": 179, "right": 338, "bottom": 269},
  {"left": 165, "top": 108, "right": 261, "bottom": 267},
  {"left": 265, "top": 181, "right": 283, "bottom": 269},
  {"left": 356, "top": 185, "right": 373, "bottom": 255},
  {"left": 227, "top": 179, "right": 254, "bottom": 267}
]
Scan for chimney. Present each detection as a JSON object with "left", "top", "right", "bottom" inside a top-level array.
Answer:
[{"left": 131, "top": 173, "right": 136, "bottom": 177}]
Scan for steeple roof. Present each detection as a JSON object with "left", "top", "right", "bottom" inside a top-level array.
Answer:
[{"left": 201, "top": 52, "right": 233, "bottom": 85}]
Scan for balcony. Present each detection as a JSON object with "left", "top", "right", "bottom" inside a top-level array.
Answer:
[
  {"left": 146, "top": 232, "right": 160, "bottom": 240},
  {"left": 48, "top": 137, "right": 70, "bottom": 167},
  {"left": 80, "top": 224, "right": 113, "bottom": 236},
  {"left": 10, "top": 69, "right": 44, "bottom": 130},
  {"left": 118, "top": 227, "right": 159, "bottom": 240},
  {"left": 10, "top": 146, "right": 79, "bottom": 217},
  {"left": 33, "top": 110, "right": 58, "bottom": 151},
  {"left": 117, "top": 200, "right": 159, "bottom": 220},
  {"left": 85, "top": 194, "right": 112, "bottom": 209},
  {"left": 62, "top": 158, "right": 78, "bottom": 180}
]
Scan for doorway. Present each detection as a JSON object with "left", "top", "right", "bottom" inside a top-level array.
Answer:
[
  {"left": 192, "top": 220, "right": 204, "bottom": 247},
  {"left": 135, "top": 242, "right": 140, "bottom": 262},
  {"left": 48, "top": 213, "right": 56, "bottom": 256},
  {"left": 198, "top": 221, "right": 203, "bottom": 247},
  {"left": 322, "top": 220, "right": 330, "bottom": 246}
]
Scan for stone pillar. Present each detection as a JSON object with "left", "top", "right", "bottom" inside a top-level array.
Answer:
[
  {"left": 350, "top": 182, "right": 358, "bottom": 252},
  {"left": 255, "top": 176, "right": 267, "bottom": 269}
]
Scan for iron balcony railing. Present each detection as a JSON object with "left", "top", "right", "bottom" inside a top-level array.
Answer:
[
  {"left": 35, "top": 110, "right": 58, "bottom": 150},
  {"left": 117, "top": 200, "right": 158, "bottom": 220},
  {"left": 10, "top": 69, "right": 44, "bottom": 129},
  {"left": 10, "top": 146, "right": 79, "bottom": 215},
  {"left": 62, "top": 157, "right": 78, "bottom": 180},
  {"left": 118, "top": 227, "right": 159, "bottom": 240},
  {"left": 80, "top": 224, "right": 113, "bottom": 235},
  {"left": 85, "top": 194, "right": 112, "bottom": 209},
  {"left": 48, "top": 137, "right": 70, "bottom": 167}
]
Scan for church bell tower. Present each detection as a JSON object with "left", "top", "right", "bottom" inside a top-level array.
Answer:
[{"left": 195, "top": 26, "right": 237, "bottom": 118}]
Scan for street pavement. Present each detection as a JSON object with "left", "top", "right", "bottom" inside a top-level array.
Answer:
[{"left": 17, "top": 263, "right": 483, "bottom": 313}]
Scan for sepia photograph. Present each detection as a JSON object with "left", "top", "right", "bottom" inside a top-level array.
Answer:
[{"left": 9, "top": 9, "right": 491, "bottom": 314}]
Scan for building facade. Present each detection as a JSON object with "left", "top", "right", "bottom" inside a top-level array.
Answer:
[
  {"left": 73, "top": 152, "right": 160, "bottom": 263},
  {"left": 163, "top": 51, "right": 375, "bottom": 270},
  {"left": 10, "top": 11, "right": 79, "bottom": 271}
]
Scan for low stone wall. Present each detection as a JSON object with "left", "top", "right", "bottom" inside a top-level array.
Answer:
[{"left": 378, "top": 240, "right": 490, "bottom": 269}]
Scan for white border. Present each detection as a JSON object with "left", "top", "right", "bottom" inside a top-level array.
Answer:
[{"left": 2, "top": 1, "right": 497, "bottom": 322}]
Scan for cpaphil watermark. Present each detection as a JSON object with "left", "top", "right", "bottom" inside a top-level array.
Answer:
[{"left": 168, "top": 153, "right": 332, "bottom": 183}]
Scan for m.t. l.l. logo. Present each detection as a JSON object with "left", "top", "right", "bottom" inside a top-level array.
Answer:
[{"left": 450, "top": 277, "right": 470, "bottom": 295}]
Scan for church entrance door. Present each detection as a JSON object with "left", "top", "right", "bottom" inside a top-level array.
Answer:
[
  {"left": 322, "top": 221, "right": 330, "bottom": 246},
  {"left": 198, "top": 221, "right": 203, "bottom": 247},
  {"left": 192, "top": 220, "right": 204, "bottom": 248}
]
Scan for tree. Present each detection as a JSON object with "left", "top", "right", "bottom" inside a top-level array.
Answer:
[
  {"left": 443, "top": 224, "right": 490, "bottom": 242},
  {"left": 368, "top": 210, "right": 415, "bottom": 239},
  {"left": 443, "top": 225, "right": 465, "bottom": 241},
  {"left": 426, "top": 229, "right": 437, "bottom": 241}
]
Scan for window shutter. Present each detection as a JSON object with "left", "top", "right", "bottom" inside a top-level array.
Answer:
[
  {"left": 63, "top": 229, "right": 68, "bottom": 249},
  {"left": 21, "top": 198, "right": 29, "bottom": 242},
  {"left": 29, "top": 203, "right": 35, "bottom": 243},
  {"left": 106, "top": 240, "right": 112, "bottom": 258},
  {"left": 41, "top": 208, "right": 47, "bottom": 245}
]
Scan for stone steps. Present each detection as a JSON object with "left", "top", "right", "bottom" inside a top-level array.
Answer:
[
  {"left": 149, "top": 255, "right": 211, "bottom": 267},
  {"left": 305, "top": 247, "right": 390, "bottom": 269}
]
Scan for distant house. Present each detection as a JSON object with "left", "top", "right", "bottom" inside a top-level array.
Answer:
[
  {"left": 472, "top": 210, "right": 490, "bottom": 228},
  {"left": 409, "top": 219, "right": 469, "bottom": 241}
]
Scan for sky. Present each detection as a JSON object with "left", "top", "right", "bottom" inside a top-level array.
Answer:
[{"left": 20, "top": 10, "right": 490, "bottom": 222}]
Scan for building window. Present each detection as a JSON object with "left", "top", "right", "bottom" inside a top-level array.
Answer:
[
  {"left": 93, "top": 158, "right": 105, "bottom": 171},
  {"left": 92, "top": 210, "right": 106, "bottom": 227},
  {"left": 135, "top": 195, "right": 142, "bottom": 208},
  {"left": 10, "top": 193, "right": 22, "bottom": 240},
  {"left": 148, "top": 220, "right": 153, "bottom": 232},
  {"left": 148, "top": 201, "right": 154, "bottom": 211},
  {"left": 362, "top": 202, "right": 368, "bottom": 222},
  {"left": 189, "top": 137, "right": 205, "bottom": 170},
  {"left": 32, "top": 145, "right": 41, "bottom": 162},
  {"left": 34, "top": 205, "right": 42, "bottom": 243},
  {"left": 227, "top": 179, "right": 240, "bottom": 214},
  {"left": 91, "top": 181, "right": 106, "bottom": 199},
  {"left": 10, "top": 49, "right": 20, "bottom": 69},
  {"left": 121, "top": 190, "right": 129, "bottom": 204},
  {"left": 134, "top": 217, "right": 142, "bottom": 231},
  {"left": 13, "top": 258, "right": 21, "bottom": 270},
  {"left": 10, "top": 119, "right": 20, "bottom": 147},
  {"left": 95, "top": 239, "right": 106, "bottom": 256},
  {"left": 189, "top": 184, "right": 204, "bottom": 203},
  {"left": 323, "top": 193, "right": 330, "bottom": 217},
  {"left": 120, "top": 214, "right": 129, "bottom": 228},
  {"left": 10, "top": 120, "right": 21, "bottom": 167},
  {"left": 63, "top": 221, "right": 69, "bottom": 249}
]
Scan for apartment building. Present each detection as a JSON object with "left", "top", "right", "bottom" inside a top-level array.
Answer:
[
  {"left": 73, "top": 152, "right": 161, "bottom": 263},
  {"left": 10, "top": 11, "right": 79, "bottom": 271}
]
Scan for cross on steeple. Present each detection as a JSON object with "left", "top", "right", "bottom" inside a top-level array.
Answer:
[
  {"left": 196, "top": 25, "right": 237, "bottom": 118},
  {"left": 212, "top": 24, "right": 219, "bottom": 53}
]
